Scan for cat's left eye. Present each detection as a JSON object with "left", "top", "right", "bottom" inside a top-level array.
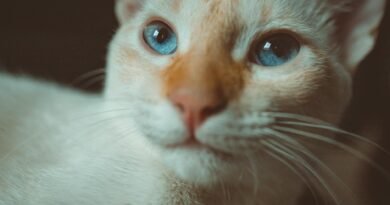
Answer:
[
  {"left": 251, "top": 33, "right": 300, "bottom": 67},
  {"left": 143, "top": 21, "right": 177, "bottom": 55}
]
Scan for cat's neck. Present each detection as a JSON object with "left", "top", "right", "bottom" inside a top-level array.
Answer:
[
  {"left": 163, "top": 165, "right": 306, "bottom": 205},
  {"left": 166, "top": 182, "right": 303, "bottom": 205}
]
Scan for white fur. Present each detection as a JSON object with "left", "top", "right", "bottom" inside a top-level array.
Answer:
[
  {"left": 0, "top": 0, "right": 386, "bottom": 204},
  {"left": 0, "top": 74, "right": 175, "bottom": 204}
]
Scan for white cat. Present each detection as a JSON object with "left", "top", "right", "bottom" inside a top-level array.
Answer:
[{"left": 0, "top": 0, "right": 386, "bottom": 204}]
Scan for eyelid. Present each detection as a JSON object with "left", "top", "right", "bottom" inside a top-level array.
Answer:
[
  {"left": 254, "top": 29, "right": 304, "bottom": 46},
  {"left": 248, "top": 30, "right": 302, "bottom": 67},
  {"left": 141, "top": 16, "right": 178, "bottom": 41},
  {"left": 247, "top": 28, "right": 313, "bottom": 60}
]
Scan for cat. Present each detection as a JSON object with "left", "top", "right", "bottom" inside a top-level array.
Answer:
[{"left": 0, "top": 0, "right": 386, "bottom": 204}]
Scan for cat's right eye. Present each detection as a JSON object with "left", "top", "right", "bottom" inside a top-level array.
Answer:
[
  {"left": 251, "top": 33, "right": 300, "bottom": 67},
  {"left": 143, "top": 21, "right": 177, "bottom": 55}
]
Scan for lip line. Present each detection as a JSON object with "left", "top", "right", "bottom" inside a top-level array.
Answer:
[{"left": 166, "top": 140, "right": 234, "bottom": 159}]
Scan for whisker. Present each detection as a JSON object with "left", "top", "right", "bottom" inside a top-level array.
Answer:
[
  {"left": 80, "top": 75, "right": 105, "bottom": 89},
  {"left": 71, "top": 108, "right": 135, "bottom": 121},
  {"left": 262, "top": 112, "right": 331, "bottom": 126},
  {"left": 277, "top": 120, "right": 390, "bottom": 156},
  {"left": 263, "top": 140, "right": 340, "bottom": 205},
  {"left": 245, "top": 154, "right": 260, "bottom": 196},
  {"left": 268, "top": 129, "right": 355, "bottom": 202},
  {"left": 70, "top": 96, "right": 156, "bottom": 121},
  {"left": 264, "top": 147, "right": 322, "bottom": 205},
  {"left": 74, "top": 123, "right": 144, "bottom": 167},
  {"left": 83, "top": 113, "right": 134, "bottom": 131},
  {"left": 274, "top": 125, "right": 390, "bottom": 180},
  {"left": 0, "top": 109, "right": 134, "bottom": 164},
  {"left": 264, "top": 128, "right": 306, "bottom": 149},
  {"left": 218, "top": 175, "right": 230, "bottom": 202},
  {"left": 71, "top": 68, "right": 105, "bottom": 86},
  {"left": 263, "top": 111, "right": 389, "bottom": 157}
]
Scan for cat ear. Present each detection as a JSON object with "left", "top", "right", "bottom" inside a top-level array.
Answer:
[
  {"left": 335, "top": 0, "right": 386, "bottom": 71},
  {"left": 115, "top": 0, "right": 145, "bottom": 24}
]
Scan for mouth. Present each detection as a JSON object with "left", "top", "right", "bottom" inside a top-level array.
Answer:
[
  {"left": 166, "top": 139, "right": 235, "bottom": 160},
  {"left": 159, "top": 133, "right": 248, "bottom": 185}
]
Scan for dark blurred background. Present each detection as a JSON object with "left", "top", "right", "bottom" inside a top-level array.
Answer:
[
  {"left": 0, "top": 0, "right": 117, "bottom": 90},
  {"left": 0, "top": 0, "right": 389, "bottom": 204}
]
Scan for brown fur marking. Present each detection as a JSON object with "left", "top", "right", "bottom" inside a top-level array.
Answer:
[{"left": 171, "top": 0, "right": 182, "bottom": 12}]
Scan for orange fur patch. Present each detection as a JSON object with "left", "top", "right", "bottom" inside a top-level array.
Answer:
[
  {"left": 161, "top": 47, "right": 247, "bottom": 106},
  {"left": 171, "top": 0, "right": 182, "bottom": 12},
  {"left": 260, "top": 3, "right": 272, "bottom": 23}
]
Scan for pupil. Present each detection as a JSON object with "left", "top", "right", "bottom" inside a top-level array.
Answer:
[
  {"left": 268, "top": 40, "right": 290, "bottom": 58},
  {"left": 154, "top": 27, "right": 169, "bottom": 43},
  {"left": 254, "top": 34, "right": 300, "bottom": 66}
]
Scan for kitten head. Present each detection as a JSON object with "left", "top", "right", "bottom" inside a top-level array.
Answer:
[{"left": 105, "top": 0, "right": 385, "bottom": 187}]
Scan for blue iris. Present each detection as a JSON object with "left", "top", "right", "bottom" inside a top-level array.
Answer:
[
  {"left": 143, "top": 21, "right": 177, "bottom": 55},
  {"left": 254, "top": 34, "right": 300, "bottom": 67}
]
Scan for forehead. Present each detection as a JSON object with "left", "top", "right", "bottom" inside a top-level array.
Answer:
[
  {"left": 145, "top": 0, "right": 334, "bottom": 24},
  {"left": 141, "top": 0, "right": 338, "bottom": 45},
  {"left": 140, "top": 0, "right": 338, "bottom": 52}
]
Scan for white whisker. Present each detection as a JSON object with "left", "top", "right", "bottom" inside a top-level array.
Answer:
[
  {"left": 71, "top": 68, "right": 106, "bottom": 86},
  {"left": 263, "top": 140, "right": 340, "bottom": 205},
  {"left": 264, "top": 147, "right": 322, "bottom": 205},
  {"left": 274, "top": 125, "right": 390, "bottom": 180},
  {"left": 245, "top": 154, "right": 260, "bottom": 196},
  {"left": 264, "top": 128, "right": 306, "bottom": 149},
  {"left": 0, "top": 109, "right": 134, "bottom": 164},
  {"left": 80, "top": 75, "right": 105, "bottom": 89},
  {"left": 262, "top": 112, "right": 331, "bottom": 126},
  {"left": 71, "top": 108, "right": 134, "bottom": 121},
  {"left": 277, "top": 120, "right": 390, "bottom": 156},
  {"left": 269, "top": 129, "right": 355, "bottom": 201}
]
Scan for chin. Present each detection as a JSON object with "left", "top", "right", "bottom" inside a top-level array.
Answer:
[{"left": 161, "top": 146, "right": 242, "bottom": 186}]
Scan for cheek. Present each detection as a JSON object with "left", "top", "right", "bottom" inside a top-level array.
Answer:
[
  {"left": 117, "top": 48, "right": 156, "bottom": 82},
  {"left": 107, "top": 45, "right": 165, "bottom": 100},
  {"left": 272, "top": 71, "right": 327, "bottom": 107},
  {"left": 109, "top": 24, "right": 175, "bottom": 82},
  {"left": 241, "top": 67, "right": 345, "bottom": 121}
]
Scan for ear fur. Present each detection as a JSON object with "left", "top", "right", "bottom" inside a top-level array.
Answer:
[
  {"left": 335, "top": 0, "right": 386, "bottom": 71},
  {"left": 115, "top": 0, "right": 145, "bottom": 25}
]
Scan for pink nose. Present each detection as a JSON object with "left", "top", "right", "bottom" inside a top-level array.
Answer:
[{"left": 169, "top": 90, "right": 227, "bottom": 136}]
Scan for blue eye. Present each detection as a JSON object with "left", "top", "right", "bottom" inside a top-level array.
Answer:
[
  {"left": 143, "top": 21, "right": 177, "bottom": 55},
  {"left": 253, "top": 34, "right": 300, "bottom": 67}
]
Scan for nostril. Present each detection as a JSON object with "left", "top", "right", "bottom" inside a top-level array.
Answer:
[
  {"left": 174, "top": 101, "right": 185, "bottom": 113},
  {"left": 201, "top": 100, "right": 227, "bottom": 120},
  {"left": 168, "top": 91, "right": 227, "bottom": 130},
  {"left": 169, "top": 93, "right": 190, "bottom": 114}
]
